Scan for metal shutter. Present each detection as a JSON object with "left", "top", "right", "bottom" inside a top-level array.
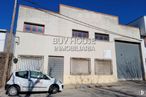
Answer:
[
  {"left": 48, "top": 56, "right": 64, "bottom": 82},
  {"left": 115, "top": 41, "right": 144, "bottom": 80},
  {"left": 95, "top": 59, "right": 112, "bottom": 75},
  {"left": 71, "top": 58, "right": 90, "bottom": 75},
  {"left": 17, "top": 56, "right": 43, "bottom": 71}
]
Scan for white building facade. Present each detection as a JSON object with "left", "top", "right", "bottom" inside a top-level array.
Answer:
[
  {"left": 0, "top": 29, "right": 7, "bottom": 52},
  {"left": 12, "top": 5, "right": 146, "bottom": 85}
]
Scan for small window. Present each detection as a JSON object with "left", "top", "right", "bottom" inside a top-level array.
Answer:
[
  {"left": 95, "top": 59, "right": 112, "bottom": 75},
  {"left": 24, "top": 22, "right": 44, "bottom": 33},
  {"left": 95, "top": 33, "right": 109, "bottom": 41},
  {"left": 16, "top": 71, "right": 28, "bottom": 79},
  {"left": 72, "top": 30, "right": 89, "bottom": 38},
  {"left": 71, "top": 58, "right": 91, "bottom": 75}
]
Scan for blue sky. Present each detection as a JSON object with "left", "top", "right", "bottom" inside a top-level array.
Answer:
[{"left": 0, "top": 0, "right": 146, "bottom": 31}]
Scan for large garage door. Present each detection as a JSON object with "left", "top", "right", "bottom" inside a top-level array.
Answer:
[
  {"left": 115, "top": 41, "right": 144, "bottom": 80},
  {"left": 48, "top": 56, "right": 64, "bottom": 82},
  {"left": 17, "top": 56, "right": 43, "bottom": 71}
]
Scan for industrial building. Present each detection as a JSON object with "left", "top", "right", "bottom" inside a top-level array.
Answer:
[{"left": 12, "top": 4, "right": 146, "bottom": 85}]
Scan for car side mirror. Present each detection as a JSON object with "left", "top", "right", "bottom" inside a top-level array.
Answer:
[{"left": 43, "top": 75, "right": 50, "bottom": 80}]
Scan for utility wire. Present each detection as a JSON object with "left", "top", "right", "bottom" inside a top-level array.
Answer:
[{"left": 22, "top": 0, "right": 141, "bottom": 41}]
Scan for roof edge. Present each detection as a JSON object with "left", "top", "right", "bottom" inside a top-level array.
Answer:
[
  {"left": 19, "top": 4, "right": 59, "bottom": 15},
  {"left": 0, "top": 29, "right": 7, "bottom": 32}
]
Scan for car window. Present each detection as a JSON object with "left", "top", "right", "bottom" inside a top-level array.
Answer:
[
  {"left": 15, "top": 71, "right": 28, "bottom": 79},
  {"left": 30, "top": 71, "right": 42, "bottom": 79},
  {"left": 30, "top": 71, "right": 45, "bottom": 79},
  {"left": 30, "top": 71, "right": 50, "bottom": 80}
]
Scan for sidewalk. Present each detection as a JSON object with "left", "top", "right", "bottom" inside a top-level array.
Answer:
[{"left": 0, "top": 81, "right": 146, "bottom": 97}]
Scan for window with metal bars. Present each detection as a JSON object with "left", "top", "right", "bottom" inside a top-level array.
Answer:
[
  {"left": 71, "top": 58, "right": 91, "bottom": 75},
  {"left": 72, "top": 29, "right": 89, "bottom": 38},
  {"left": 23, "top": 22, "right": 45, "bottom": 33},
  {"left": 95, "top": 59, "right": 112, "bottom": 75},
  {"left": 95, "top": 33, "right": 109, "bottom": 41}
]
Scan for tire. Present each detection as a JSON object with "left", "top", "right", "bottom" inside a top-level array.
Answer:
[
  {"left": 49, "top": 85, "right": 59, "bottom": 94},
  {"left": 7, "top": 86, "right": 19, "bottom": 96}
]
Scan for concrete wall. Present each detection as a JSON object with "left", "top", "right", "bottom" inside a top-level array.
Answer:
[
  {"left": 59, "top": 4, "right": 140, "bottom": 39},
  {"left": 13, "top": 5, "right": 144, "bottom": 84}
]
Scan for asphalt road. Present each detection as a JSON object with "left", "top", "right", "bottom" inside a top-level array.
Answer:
[{"left": 1, "top": 81, "right": 146, "bottom": 97}]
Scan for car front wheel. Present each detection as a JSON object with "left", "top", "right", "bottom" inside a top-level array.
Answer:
[
  {"left": 49, "top": 85, "right": 59, "bottom": 94},
  {"left": 7, "top": 86, "right": 19, "bottom": 96}
]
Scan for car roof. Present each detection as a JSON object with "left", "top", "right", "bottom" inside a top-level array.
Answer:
[{"left": 15, "top": 70, "right": 42, "bottom": 73}]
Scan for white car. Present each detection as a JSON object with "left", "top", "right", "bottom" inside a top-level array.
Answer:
[{"left": 5, "top": 70, "right": 63, "bottom": 96}]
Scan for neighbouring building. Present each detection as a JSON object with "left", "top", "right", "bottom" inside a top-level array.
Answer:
[
  {"left": 12, "top": 4, "right": 146, "bottom": 85},
  {"left": 0, "top": 29, "right": 7, "bottom": 52},
  {"left": 128, "top": 16, "right": 146, "bottom": 67},
  {"left": 0, "top": 29, "right": 7, "bottom": 87}
]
